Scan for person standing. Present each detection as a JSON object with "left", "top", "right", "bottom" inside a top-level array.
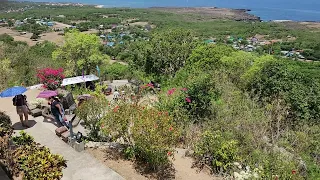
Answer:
[
  {"left": 48, "top": 96, "right": 69, "bottom": 128},
  {"left": 12, "top": 94, "right": 29, "bottom": 127},
  {"left": 113, "top": 89, "right": 120, "bottom": 101}
]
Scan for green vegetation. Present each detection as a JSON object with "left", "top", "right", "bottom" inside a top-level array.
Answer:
[
  {"left": 0, "top": 2, "right": 319, "bottom": 179},
  {"left": 0, "top": 113, "right": 67, "bottom": 180}
]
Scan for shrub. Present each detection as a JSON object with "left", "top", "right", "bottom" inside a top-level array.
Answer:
[
  {"left": 13, "top": 143, "right": 67, "bottom": 180},
  {"left": 158, "top": 68, "right": 220, "bottom": 122},
  {"left": 76, "top": 95, "right": 108, "bottom": 141},
  {"left": 103, "top": 62, "right": 129, "bottom": 80},
  {"left": 194, "top": 130, "right": 240, "bottom": 173},
  {"left": 37, "top": 68, "right": 65, "bottom": 90},
  {"left": 12, "top": 131, "right": 34, "bottom": 146},
  {"left": 101, "top": 103, "right": 180, "bottom": 170},
  {"left": 0, "top": 111, "right": 12, "bottom": 136},
  {"left": 1, "top": 117, "right": 67, "bottom": 180}
]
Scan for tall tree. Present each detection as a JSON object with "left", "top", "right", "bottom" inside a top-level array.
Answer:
[
  {"left": 53, "top": 30, "right": 109, "bottom": 76},
  {"left": 128, "top": 29, "right": 197, "bottom": 78}
]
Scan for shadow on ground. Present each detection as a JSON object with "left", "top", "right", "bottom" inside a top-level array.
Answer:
[
  {"left": 43, "top": 117, "right": 60, "bottom": 128},
  {"left": 101, "top": 148, "right": 176, "bottom": 180},
  {"left": 12, "top": 120, "right": 37, "bottom": 130}
]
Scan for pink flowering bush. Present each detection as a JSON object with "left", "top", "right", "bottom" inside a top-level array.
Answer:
[
  {"left": 158, "top": 73, "right": 220, "bottom": 123},
  {"left": 37, "top": 68, "right": 65, "bottom": 90}
]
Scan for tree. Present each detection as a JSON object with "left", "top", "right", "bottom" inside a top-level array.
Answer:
[
  {"left": 128, "top": 29, "right": 197, "bottom": 78},
  {"left": 0, "top": 34, "right": 14, "bottom": 43},
  {"left": 30, "top": 33, "right": 39, "bottom": 40},
  {"left": 0, "top": 58, "right": 15, "bottom": 91},
  {"left": 53, "top": 30, "right": 109, "bottom": 76},
  {"left": 221, "top": 51, "right": 256, "bottom": 85},
  {"left": 187, "top": 44, "right": 234, "bottom": 71}
]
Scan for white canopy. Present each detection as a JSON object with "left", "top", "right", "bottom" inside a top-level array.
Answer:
[{"left": 61, "top": 74, "right": 99, "bottom": 86}]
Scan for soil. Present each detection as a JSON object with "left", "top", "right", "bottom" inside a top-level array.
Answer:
[
  {"left": 87, "top": 148, "right": 222, "bottom": 180},
  {"left": 0, "top": 24, "right": 98, "bottom": 46}
]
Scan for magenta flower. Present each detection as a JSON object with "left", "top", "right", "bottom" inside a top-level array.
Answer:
[
  {"left": 167, "top": 88, "right": 176, "bottom": 96},
  {"left": 181, "top": 88, "right": 188, "bottom": 91},
  {"left": 147, "top": 83, "right": 154, "bottom": 88},
  {"left": 185, "top": 97, "right": 191, "bottom": 103}
]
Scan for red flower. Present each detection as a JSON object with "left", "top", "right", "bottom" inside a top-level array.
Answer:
[
  {"left": 167, "top": 151, "right": 172, "bottom": 156},
  {"left": 147, "top": 83, "right": 154, "bottom": 88},
  {"left": 181, "top": 88, "right": 188, "bottom": 91},
  {"left": 113, "top": 106, "right": 119, "bottom": 112},
  {"left": 292, "top": 170, "right": 296, "bottom": 175},
  {"left": 185, "top": 97, "right": 191, "bottom": 103},
  {"left": 167, "top": 88, "right": 176, "bottom": 96},
  {"left": 169, "top": 127, "right": 173, "bottom": 131}
]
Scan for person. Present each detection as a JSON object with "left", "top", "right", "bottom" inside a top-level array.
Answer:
[
  {"left": 12, "top": 94, "right": 29, "bottom": 127},
  {"left": 113, "top": 89, "right": 120, "bottom": 101},
  {"left": 48, "top": 96, "right": 69, "bottom": 128}
]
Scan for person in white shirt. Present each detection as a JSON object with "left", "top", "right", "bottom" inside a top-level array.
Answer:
[{"left": 113, "top": 90, "right": 120, "bottom": 101}]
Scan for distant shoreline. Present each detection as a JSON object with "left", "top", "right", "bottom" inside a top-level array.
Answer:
[{"left": 4, "top": 1, "right": 320, "bottom": 22}]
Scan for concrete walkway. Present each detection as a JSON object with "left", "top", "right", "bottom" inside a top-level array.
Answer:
[
  {"left": 22, "top": 122, "right": 123, "bottom": 180},
  {"left": 1, "top": 89, "right": 124, "bottom": 180},
  {"left": 0, "top": 167, "right": 10, "bottom": 180}
]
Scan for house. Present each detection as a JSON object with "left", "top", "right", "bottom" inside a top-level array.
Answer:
[
  {"left": 107, "top": 35, "right": 114, "bottom": 40},
  {"left": 145, "top": 24, "right": 152, "bottom": 31},
  {"left": 106, "top": 42, "right": 115, "bottom": 47},
  {"left": 47, "top": 22, "right": 54, "bottom": 26},
  {"left": 14, "top": 20, "right": 23, "bottom": 27},
  {"left": 204, "top": 39, "right": 215, "bottom": 44},
  {"left": 100, "top": 35, "right": 106, "bottom": 39}
]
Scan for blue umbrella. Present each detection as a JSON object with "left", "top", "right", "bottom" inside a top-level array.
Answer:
[{"left": 0, "top": 86, "right": 28, "bottom": 98}]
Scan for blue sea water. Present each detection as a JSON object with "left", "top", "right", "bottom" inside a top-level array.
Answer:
[{"left": 25, "top": 0, "right": 320, "bottom": 21}]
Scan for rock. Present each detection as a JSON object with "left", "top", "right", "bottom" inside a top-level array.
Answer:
[
  {"left": 61, "top": 131, "right": 70, "bottom": 143},
  {"left": 85, "top": 141, "right": 123, "bottom": 149},
  {"left": 116, "top": 137, "right": 125, "bottom": 144},
  {"left": 30, "top": 109, "right": 42, "bottom": 117},
  {"left": 75, "top": 141, "right": 85, "bottom": 152},
  {"left": 55, "top": 126, "right": 68, "bottom": 137}
]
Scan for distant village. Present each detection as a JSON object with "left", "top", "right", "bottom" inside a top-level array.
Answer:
[{"left": 0, "top": 13, "right": 307, "bottom": 61}]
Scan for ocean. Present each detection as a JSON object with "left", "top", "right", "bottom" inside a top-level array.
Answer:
[{"left": 25, "top": 0, "right": 320, "bottom": 21}]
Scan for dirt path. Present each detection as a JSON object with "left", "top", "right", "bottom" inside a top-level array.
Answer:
[{"left": 87, "top": 148, "right": 220, "bottom": 180}]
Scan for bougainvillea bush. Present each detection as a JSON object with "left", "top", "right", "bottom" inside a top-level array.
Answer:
[
  {"left": 100, "top": 103, "right": 180, "bottom": 170},
  {"left": 37, "top": 68, "right": 65, "bottom": 90}
]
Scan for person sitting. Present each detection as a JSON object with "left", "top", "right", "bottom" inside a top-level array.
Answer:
[{"left": 48, "top": 96, "right": 69, "bottom": 129}]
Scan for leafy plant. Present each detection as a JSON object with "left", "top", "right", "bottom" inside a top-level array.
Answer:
[
  {"left": 76, "top": 95, "right": 108, "bottom": 141},
  {"left": 101, "top": 103, "right": 180, "bottom": 170},
  {"left": 12, "top": 131, "right": 34, "bottom": 146},
  {"left": 0, "top": 111, "right": 12, "bottom": 136},
  {"left": 102, "top": 62, "right": 129, "bottom": 80},
  {"left": 194, "top": 130, "right": 240, "bottom": 173},
  {"left": 13, "top": 144, "right": 67, "bottom": 180}
]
